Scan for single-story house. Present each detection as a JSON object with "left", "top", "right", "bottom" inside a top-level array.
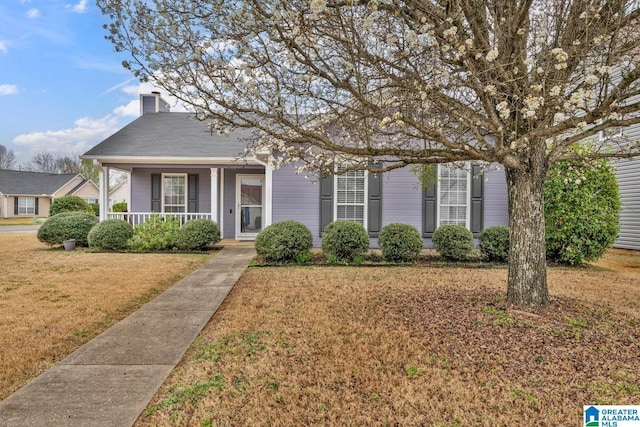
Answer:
[
  {"left": 80, "top": 93, "right": 640, "bottom": 249},
  {"left": 82, "top": 93, "right": 510, "bottom": 246},
  {"left": 0, "top": 170, "right": 99, "bottom": 219}
]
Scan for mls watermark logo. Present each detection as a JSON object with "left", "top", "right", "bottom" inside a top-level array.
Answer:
[{"left": 584, "top": 405, "right": 640, "bottom": 427}]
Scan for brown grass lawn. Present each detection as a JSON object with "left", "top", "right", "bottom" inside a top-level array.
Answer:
[
  {"left": 137, "top": 250, "right": 640, "bottom": 427},
  {"left": 0, "top": 232, "right": 212, "bottom": 400}
]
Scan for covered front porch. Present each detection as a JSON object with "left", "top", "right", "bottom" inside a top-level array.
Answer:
[{"left": 96, "top": 161, "right": 273, "bottom": 241}]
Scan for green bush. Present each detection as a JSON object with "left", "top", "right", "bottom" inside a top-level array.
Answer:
[
  {"left": 378, "top": 223, "right": 423, "bottom": 262},
  {"left": 112, "top": 202, "right": 128, "bottom": 213},
  {"left": 128, "top": 215, "right": 181, "bottom": 252},
  {"left": 88, "top": 219, "right": 134, "bottom": 250},
  {"left": 321, "top": 220, "right": 370, "bottom": 262},
  {"left": 88, "top": 203, "right": 100, "bottom": 217},
  {"left": 479, "top": 226, "right": 510, "bottom": 262},
  {"left": 49, "top": 195, "right": 93, "bottom": 216},
  {"left": 37, "top": 212, "right": 99, "bottom": 247},
  {"left": 176, "top": 219, "right": 221, "bottom": 251},
  {"left": 255, "top": 220, "right": 313, "bottom": 263},
  {"left": 545, "top": 158, "right": 620, "bottom": 265},
  {"left": 432, "top": 224, "right": 474, "bottom": 261}
]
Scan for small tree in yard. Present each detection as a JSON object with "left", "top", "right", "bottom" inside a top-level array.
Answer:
[{"left": 100, "top": 0, "right": 640, "bottom": 306}]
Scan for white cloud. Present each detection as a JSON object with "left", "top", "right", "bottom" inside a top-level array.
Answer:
[
  {"left": 26, "top": 8, "right": 40, "bottom": 19},
  {"left": 13, "top": 115, "right": 121, "bottom": 157},
  {"left": 70, "top": 0, "right": 89, "bottom": 14},
  {"left": 10, "top": 82, "right": 190, "bottom": 163},
  {"left": 0, "top": 84, "right": 19, "bottom": 95},
  {"left": 0, "top": 41, "right": 8, "bottom": 54}
]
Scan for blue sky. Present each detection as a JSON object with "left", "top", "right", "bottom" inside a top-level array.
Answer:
[{"left": 0, "top": 0, "right": 181, "bottom": 166}]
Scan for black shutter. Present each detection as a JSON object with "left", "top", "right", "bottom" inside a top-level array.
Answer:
[
  {"left": 319, "top": 174, "right": 334, "bottom": 236},
  {"left": 367, "top": 164, "right": 382, "bottom": 237},
  {"left": 470, "top": 163, "right": 484, "bottom": 236},
  {"left": 188, "top": 174, "right": 199, "bottom": 212},
  {"left": 35, "top": 198, "right": 39, "bottom": 216},
  {"left": 422, "top": 166, "right": 438, "bottom": 237},
  {"left": 151, "top": 174, "right": 161, "bottom": 212},
  {"left": 14, "top": 197, "right": 18, "bottom": 215}
]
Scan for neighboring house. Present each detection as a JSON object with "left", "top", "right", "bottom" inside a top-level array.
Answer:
[
  {"left": 0, "top": 170, "right": 99, "bottom": 219},
  {"left": 109, "top": 181, "right": 130, "bottom": 210},
  {"left": 612, "top": 127, "right": 640, "bottom": 251},
  {"left": 82, "top": 93, "right": 509, "bottom": 246}
]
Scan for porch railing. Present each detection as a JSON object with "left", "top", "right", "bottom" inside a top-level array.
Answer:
[{"left": 107, "top": 212, "right": 213, "bottom": 228}]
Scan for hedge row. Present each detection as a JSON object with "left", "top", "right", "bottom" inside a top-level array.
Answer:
[{"left": 37, "top": 214, "right": 220, "bottom": 252}]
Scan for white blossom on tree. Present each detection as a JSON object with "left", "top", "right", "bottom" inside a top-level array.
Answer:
[{"left": 99, "top": 0, "right": 640, "bottom": 306}]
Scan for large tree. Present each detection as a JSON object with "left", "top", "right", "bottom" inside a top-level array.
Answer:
[
  {"left": 0, "top": 144, "right": 16, "bottom": 170},
  {"left": 99, "top": 0, "right": 640, "bottom": 306}
]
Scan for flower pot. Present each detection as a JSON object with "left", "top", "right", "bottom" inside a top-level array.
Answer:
[{"left": 63, "top": 240, "right": 77, "bottom": 251}]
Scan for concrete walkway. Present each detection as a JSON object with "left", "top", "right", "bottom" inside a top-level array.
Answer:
[{"left": 0, "top": 245, "right": 256, "bottom": 427}]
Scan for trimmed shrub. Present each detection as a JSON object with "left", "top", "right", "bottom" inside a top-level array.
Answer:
[
  {"left": 176, "top": 219, "right": 221, "bottom": 251},
  {"left": 112, "top": 202, "right": 128, "bottom": 213},
  {"left": 37, "top": 212, "right": 99, "bottom": 247},
  {"left": 49, "top": 195, "right": 93, "bottom": 216},
  {"left": 432, "top": 224, "right": 474, "bottom": 261},
  {"left": 479, "top": 226, "right": 510, "bottom": 262},
  {"left": 378, "top": 223, "right": 423, "bottom": 262},
  {"left": 128, "top": 215, "right": 181, "bottom": 252},
  {"left": 545, "top": 158, "right": 620, "bottom": 265},
  {"left": 321, "top": 220, "right": 369, "bottom": 262},
  {"left": 88, "top": 219, "right": 134, "bottom": 250},
  {"left": 255, "top": 220, "right": 313, "bottom": 263}
]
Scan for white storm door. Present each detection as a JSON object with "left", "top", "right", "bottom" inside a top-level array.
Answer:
[{"left": 236, "top": 174, "right": 264, "bottom": 239}]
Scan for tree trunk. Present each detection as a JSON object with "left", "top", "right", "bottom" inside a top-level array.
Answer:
[{"left": 505, "top": 162, "right": 549, "bottom": 306}]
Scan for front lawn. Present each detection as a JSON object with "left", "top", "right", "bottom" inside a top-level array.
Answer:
[
  {"left": 0, "top": 232, "right": 212, "bottom": 400},
  {"left": 138, "top": 252, "right": 640, "bottom": 426}
]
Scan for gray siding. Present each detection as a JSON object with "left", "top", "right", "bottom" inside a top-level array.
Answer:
[
  {"left": 271, "top": 164, "right": 509, "bottom": 248},
  {"left": 615, "top": 122, "right": 640, "bottom": 250},
  {"left": 130, "top": 168, "right": 212, "bottom": 213},
  {"left": 272, "top": 166, "right": 322, "bottom": 246}
]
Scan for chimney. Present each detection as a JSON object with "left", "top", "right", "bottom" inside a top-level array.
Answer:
[{"left": 140, "top": 92, "right": 171, "bottom": 115}]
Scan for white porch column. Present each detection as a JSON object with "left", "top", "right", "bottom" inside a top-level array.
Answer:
[
  {"left": 264, "top": 163, "right": 273, "bottom": 228},
  {"left": 210, "top": 168, "right": 218, "bottom": 224},
  {"left": 219, "top": 169, "right": 225, "bottom": 238},
  {"left": 2, "top": 195, "right": 7, "bottom": 219},
  {"left": 98, "top": 165, "right": 109, "bottom": 221}
]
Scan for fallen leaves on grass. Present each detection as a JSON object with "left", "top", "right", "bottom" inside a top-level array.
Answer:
[{"left": 138, "top": 265, "right": 640, "bottom": 426}]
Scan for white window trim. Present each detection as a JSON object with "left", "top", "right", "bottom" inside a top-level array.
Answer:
[
  {"left": 333, "top": 167, "right": 368, "bottom": 230},
  {"left": 436, "top": 164, "right": 471, "bottom": 229},
  {"left": 598, "top": 126, "right": 623, "bottom": 142},
  {"left": 161, "top": 173, "right": 188, "bottom": 213},
  {"left": 17, "top": 196, "right": 35, "bottom": 216}
]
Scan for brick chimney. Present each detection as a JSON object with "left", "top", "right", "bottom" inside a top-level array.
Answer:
[{"left": 140, "top": 91, "right": 171, "bottom": 115}]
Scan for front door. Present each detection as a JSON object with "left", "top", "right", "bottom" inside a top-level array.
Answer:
[{"left": 236, "top": 174, "right": 264, "bottom": 239}]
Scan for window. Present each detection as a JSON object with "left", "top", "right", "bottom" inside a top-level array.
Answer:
[
  {"left": 18, "top": 197, "right": 35, "bottom": 215},
  {"left": 335, "top": 167, "right": 367, "bottom": 227},
  {"left": 599, "top": 126, "right": 623, "bottom": 142},
  {"left": 438, "top": 165, "right": 470, "bottom": 227},
  {"left": 84, "top": 198, "right": 98, "bottom": 204},
  {"left": 162, "top": 174, "right": 186, "bottom": 213}
]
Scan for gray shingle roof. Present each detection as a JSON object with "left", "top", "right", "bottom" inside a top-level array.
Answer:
[
  {"left": 82, "top": 113, "right": 254, "bottom": 159},
  {"left": 0, "top": 170, "right": 79, "bottom": 195}
]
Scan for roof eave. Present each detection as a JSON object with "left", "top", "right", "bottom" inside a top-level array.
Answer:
[{"left": 81, "top": 155, "right": 262, "bottom": 166}]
